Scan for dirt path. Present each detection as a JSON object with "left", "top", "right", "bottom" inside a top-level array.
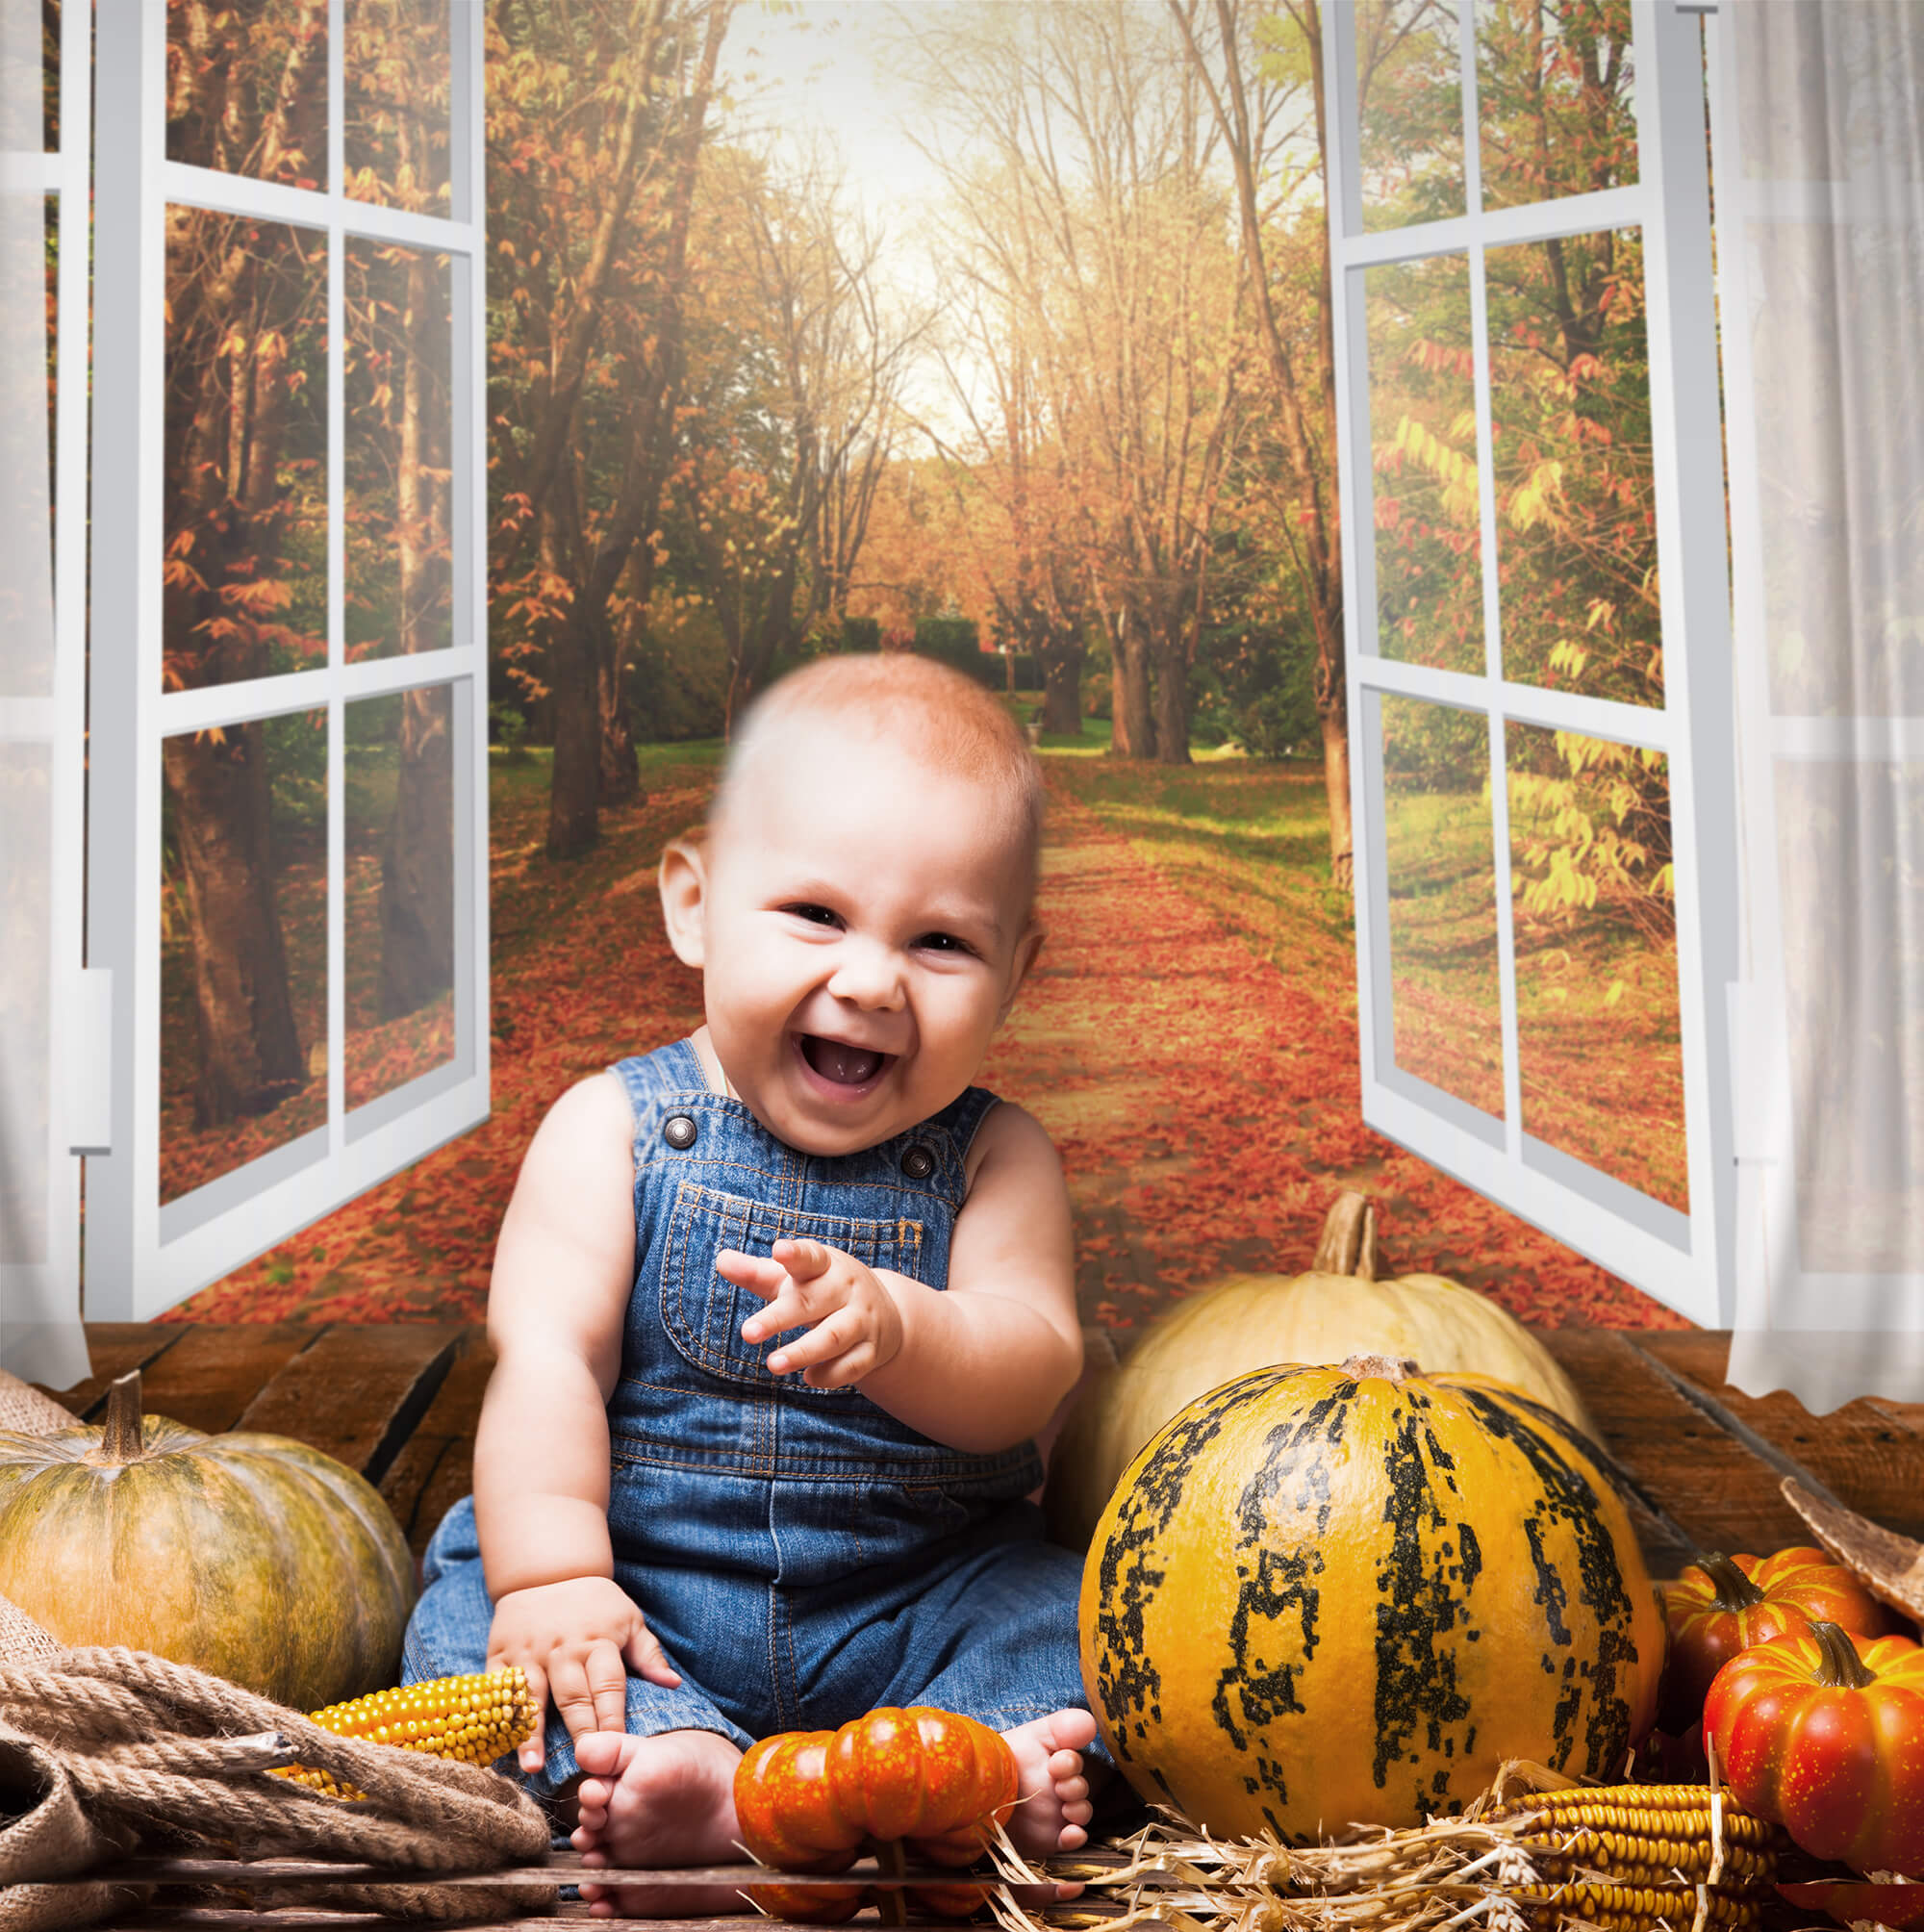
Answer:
[
  {"left": 174, "top": 762, "right": 1682, "bottom": 1331},
  {"left": 988, "top": 784, "right": 1684, "bottom": 1335}
]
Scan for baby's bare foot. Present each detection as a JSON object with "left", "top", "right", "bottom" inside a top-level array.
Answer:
[
  {"left": 1000, "top": 1709, "right": 1099, "bottom": 1860},
  {"left": 570, "top": 1728, "right": 746, "bottom": 1917}
]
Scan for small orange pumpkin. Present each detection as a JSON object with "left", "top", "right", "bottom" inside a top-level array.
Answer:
[{"left": 734, "top": 1708, "right": 1016, "bottom": 1922}]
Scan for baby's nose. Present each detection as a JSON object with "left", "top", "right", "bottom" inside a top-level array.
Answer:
[{"left": 826, "top": 937, "right": 906, "bottom": 1008}]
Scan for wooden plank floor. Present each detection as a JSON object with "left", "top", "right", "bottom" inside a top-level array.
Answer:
[{"left": 35, "top": 1323, "right": 1924, "bottom": 1571}]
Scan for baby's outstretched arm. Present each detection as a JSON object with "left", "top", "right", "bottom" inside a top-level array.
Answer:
[
  {"left": 474, "top": 1074, "right": 680, "bottom": 1769},
  {"left": 722, "top": 1102, "right": 1080, "bottom": 1452}
]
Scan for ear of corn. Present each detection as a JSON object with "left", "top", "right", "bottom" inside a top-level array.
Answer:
[
  {"left": 1505, "top": 1879, "right": 1766, "bottom": 1931},
  {"left": 274, "top": 1666, "right": 540, "bottom": 1799}
]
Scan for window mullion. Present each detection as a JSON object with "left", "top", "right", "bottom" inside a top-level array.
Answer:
[
  {"left": 1456, "top": 0, "right": 1526, "bottom": 1161},
  {"left": 326, "top": 0, "right": 346, "bottom": 1155}
]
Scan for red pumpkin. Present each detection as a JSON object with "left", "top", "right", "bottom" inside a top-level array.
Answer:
[
  {"left": 1704, "top": 1620, "right": 1924, "bottom": 1876},
  {"left": 734, "top": 1707, "right": 1017, "bottom": 1922},
  {"left": 1660, "top": 1547, "right": 1897, "bottom": 1732}
]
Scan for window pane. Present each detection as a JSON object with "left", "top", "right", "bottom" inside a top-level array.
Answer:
[
  {"left": 1382, "top": 696, "right": 1504, "bottom": 1117},
  {"left": 160, "top": 710, "right": 328, "bottom": 1206},
  {"left": 166, "top": 1, "right": 329, "bottom": 191},
  {"left": 1485, "top": 227, "right": 1659, "bottom": 706},
  {"left": 36, "top": 0, "right": 57, "bottom": 151},
  {"left": 164, "top": 212, "right": 329, "bottom": 690},
  {"left": 0, "top": 747, "right": 50, "bottom": 1265},
  {"left": 345, "top": 687, "right": 456, "bottom": 1112},
  {"left": 345, "top": 238, "right": 453, "bottom": 662},
  {"left": 1366, "top": 252, "right": 1482, "bottom": 674},
  {"left": 1357, "top": 0, "right": 1464, "bottom": 232},
  {"left": 1476, "top": 0, "right": 1637, "bottom": 211},
  {"left": 344, "top": 0, "right": 451, "bottom": 213},
  {"left": 1507, "top": 724, "right": 1684, "bottom": 1210}
]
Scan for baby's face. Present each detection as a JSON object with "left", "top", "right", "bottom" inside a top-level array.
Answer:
[{"left": 667, "top": 722, "right": 1039, "bottom": 1157}]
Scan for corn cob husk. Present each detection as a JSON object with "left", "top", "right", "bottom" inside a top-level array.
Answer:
[
  {"left": 274, "top": 1666, "right": 539, "bottom": 1799},
  {"left": 980, "top": 1763, "right": 1793, "bottom": 1932}
]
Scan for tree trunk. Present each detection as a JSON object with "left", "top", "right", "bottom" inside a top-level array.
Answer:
[
  {"left": 380, "top": 246, "right": 456, "bottom": 1011},
  {"left": 544, "top": 519, "right": 601, "bottom": 858},
  {"left": 597, "top": 646, "right": 642, "bottom": 804},
  {"left": 1150, "top": 607, "right": 1192, "bottom": 766},
  {"left": 380, "top": 686, "right": 454, "bottom": 1017},
  {"left": 162, "top": 725, "right": 306, "bottom": 1128},
  {"left": 1041, "top": 644, "right": 1082, "bottom": 735},
  {"left": 1321, "top": 696, "right": 1354, "bottom": 892},
  {"left": 1109, "top": 611, "right": 1155, "bottom": 759}
]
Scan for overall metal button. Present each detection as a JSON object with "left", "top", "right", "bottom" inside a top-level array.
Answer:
[
  {"left": 663, "top": 1113, "right": 697, "bottom": 1150},
  {"left": 900, "top": 1145, "right": 934, "bottom": 1180}
]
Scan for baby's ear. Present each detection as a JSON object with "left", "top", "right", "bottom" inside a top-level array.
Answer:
[
  {"left": 658, "top": 834, "right": 710, "bottom": 969},
  {"left": 998, "top": 924, "right": 1047, "bottom": 1023}
]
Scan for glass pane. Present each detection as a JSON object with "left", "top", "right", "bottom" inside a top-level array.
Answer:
[
  {"left": 1775, "top": 759, "right": 1924, "bottom": 1276},
  {"left": 343, "top": 0, "right": 451, "bottom": 213},
  {"left": 34, "top": 0, "right": 56, "bottom": 150},
  {"left": 1486, "top": 227, "right": 1659, "bottom": 707},
  {"left": 166, "top": 1, "right": 329, "bottom": 191},
  {"left": 345, "top": 238, "right": 453, "bottom": 661},
  {"left": 1366, "top": 252, "right": 1482, "bottom": 674},
  {"left": 1357, "top": 0, "right": 1464, "bottom": 231},
  {"left": 164, "top": 212, "right": 329, "bottom": 690},
  {"left": 345, "top": 687, "right": 456, "bottom": 1112},
  {"left": 1382, "top": 696, "right": 1504, "bottom": 1117},
  {"left": 1476, "top": 0, "right": 1637, "bottom": 211},
  {"left": 160, "top": 711, "right": 328, "bottom": 1206},
  {"left": 1507, "top": 724, "right": 1684, "bottom": 1210}
]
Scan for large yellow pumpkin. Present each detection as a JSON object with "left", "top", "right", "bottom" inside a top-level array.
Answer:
[
  {"left": 0, "top": 1372, "right": 416, "bottom": 1710},
  {"left": 1079, "top": 1353, "right": 1663, "bottom": 1843},
  {"left": 1046, "top": 1192, "right": 1596, "bottom": 1549}
]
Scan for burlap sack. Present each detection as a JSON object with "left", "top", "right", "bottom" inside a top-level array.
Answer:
[
  {"left": 0, "top": 1723, "right": 139, "bottom": 1932},
  {"left": 0, "top": 1375, "right": 74, "bottom": 1440}
]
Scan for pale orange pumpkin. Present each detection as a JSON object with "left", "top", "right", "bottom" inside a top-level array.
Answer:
[
  {"left": 0, "top": 1372, "right": 416, "bottom": 1711},
  {"left": 1047, "top": 1192, "right": 1597, "bottom": 1550}
]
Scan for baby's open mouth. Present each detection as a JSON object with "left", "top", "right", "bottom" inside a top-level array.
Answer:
[{"left": 797, "top": 1034, "right": 891, "bottom": 1087}]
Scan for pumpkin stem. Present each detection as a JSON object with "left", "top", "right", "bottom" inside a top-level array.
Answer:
[
  {"left": 98, "top": 1370, "right": 145, "bottom": 1463},
  {"left": 1807, "top": 1619, "right": 1879, "bottom": 1690},
  {"left": 873, "top": 1841, "right": 907, "bottom": 1925},
  {"left": 1341, "top": 1353, "right": 1421, "bottom": 1384},
  {"left": 1312, "top": 1191, "right": 1379, "bottom": 1280},
  {"left": 1692, "top": 1553, "right": 1767, "bottom": 1613}
]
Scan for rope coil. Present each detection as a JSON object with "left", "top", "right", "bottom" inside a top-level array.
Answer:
[{"left": 0, "top": 1647, "right": 554, "bottom": 1926}]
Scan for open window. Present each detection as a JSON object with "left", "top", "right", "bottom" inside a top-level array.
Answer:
[
  {"left": 1322, "top": 0, "right": 1738, "bottom": 1325},
  {"left": 83, "top": 0, "right": 491, "bottom": 1321}
]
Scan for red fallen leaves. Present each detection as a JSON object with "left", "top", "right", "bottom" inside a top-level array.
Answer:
[{"left": 169, "top": 754, "right": 1685, "bottom": 1332}]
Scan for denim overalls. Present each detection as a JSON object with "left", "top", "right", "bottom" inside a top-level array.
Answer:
[{"left": 404, "top": 1038, "right": 1090, "bottom": 1797}]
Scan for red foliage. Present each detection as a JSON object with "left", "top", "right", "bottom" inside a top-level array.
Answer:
[{"left": 168, "top": 760, "right": 1684, "bottom": 1331}]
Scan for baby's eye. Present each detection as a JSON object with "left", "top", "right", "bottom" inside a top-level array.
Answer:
[
  {"left": 914, "top": 931, "right": 975, "bottom": 956},
  {"left": 784, "top": 903, "right": 841, "bottom": 928}
]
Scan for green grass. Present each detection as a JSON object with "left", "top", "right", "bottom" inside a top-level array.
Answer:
[{"left": 1040, "top": 751, "right": 1354, "bottom": 964}]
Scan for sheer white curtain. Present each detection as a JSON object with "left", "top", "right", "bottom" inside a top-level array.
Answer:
[
  {"left": 0, "top": 0, "right": 88, "bottom": 1386},
  {"left": 1719, "top": 0, "right": 1924, "bottom": 1408}
]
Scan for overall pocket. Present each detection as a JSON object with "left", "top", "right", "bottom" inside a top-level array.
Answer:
[{"left": 659, "top": 1182, "right": 924, "bottom": 1393}]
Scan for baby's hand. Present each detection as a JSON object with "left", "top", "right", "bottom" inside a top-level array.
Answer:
[
  {"left": 486, "top": 1575, "right": 681, "bottom": 1770},
  {"left": 721, "top": 1236, "right": 904, "bottom": 1389}
]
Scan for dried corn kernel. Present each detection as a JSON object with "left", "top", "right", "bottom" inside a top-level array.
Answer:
[{"left": 275, "top": 1667, "right": 539, "bottom": 1799}]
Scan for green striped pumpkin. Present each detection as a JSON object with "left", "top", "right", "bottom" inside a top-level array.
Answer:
[
  {"left": 1079, "top": 1353, "right": 1664, "bottom": 1843},
  {"left": 0, "top": 1372, "right": 415, "bottom": 1711}
]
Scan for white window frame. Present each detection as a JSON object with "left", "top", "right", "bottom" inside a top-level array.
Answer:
[
  {"left": 86, "top": 0, "right": 491, "bottom": 1320},
  {"left": 0, "top": 0, "right": 92, "bottom": 1384},
  {"left": 1322, "top": 0, "right": 1739, "bottom": 1326}
]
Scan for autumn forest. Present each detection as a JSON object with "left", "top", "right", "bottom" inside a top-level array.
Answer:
[{"left": 80, "top": 0, "right": 1689, "bottom": 1322}]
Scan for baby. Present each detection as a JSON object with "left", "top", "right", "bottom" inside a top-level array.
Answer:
[{"left": 403, "top": 652, "right": 1100, "bottom": 1914}]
